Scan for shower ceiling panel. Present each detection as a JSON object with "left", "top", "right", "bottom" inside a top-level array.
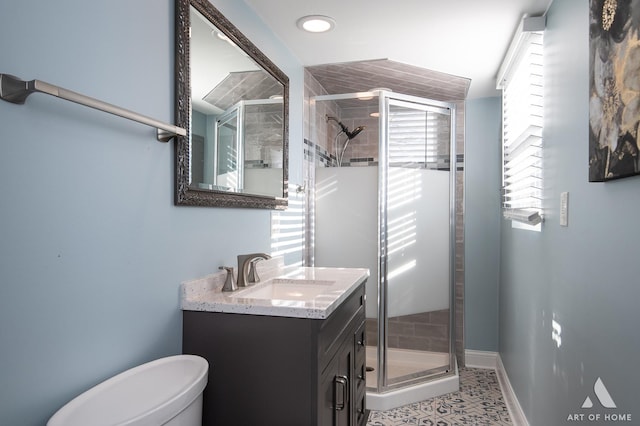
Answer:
[
  {"left": 332, "top": 97, "right": 378, "bottom": 109},
  {"left": 307, "top": 59, "right": 470, "bottom": 101}
]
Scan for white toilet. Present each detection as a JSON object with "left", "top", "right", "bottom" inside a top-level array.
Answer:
[{"left": 47, "top": 355, "right": 209, "bottom": 426}]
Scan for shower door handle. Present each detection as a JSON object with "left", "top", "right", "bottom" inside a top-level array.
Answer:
[{"left": 334, "top": 375, "right": 349, "bottom": 411}]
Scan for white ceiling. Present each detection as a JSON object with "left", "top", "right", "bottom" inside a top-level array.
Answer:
[{"left": 243, "top": 0, "right": 551, "bottom": 99}]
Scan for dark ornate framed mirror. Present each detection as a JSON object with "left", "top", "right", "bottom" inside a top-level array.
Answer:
[{"left": 175, "top": 0, "right": 289, "bottom": 209}]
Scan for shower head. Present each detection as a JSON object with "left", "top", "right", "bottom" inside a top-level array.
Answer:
[
  {"left": 326, "top": 116, "right": 365, "bottom": 140},
  {"left": 347, "top": 126, "right": 365, "bottom": 140}
]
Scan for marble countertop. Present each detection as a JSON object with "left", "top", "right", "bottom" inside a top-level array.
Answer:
[{"left": 180, "top": 258, "right": 369, "bottom": 319}]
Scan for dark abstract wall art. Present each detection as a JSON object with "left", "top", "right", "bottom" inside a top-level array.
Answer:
[{"left": 589, "top": 0, "right": 640, "bottom": 181}]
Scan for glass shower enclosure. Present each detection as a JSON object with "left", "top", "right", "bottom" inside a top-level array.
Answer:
[{"left": 312, "top": 90, "right": 456, "bottom": 395}]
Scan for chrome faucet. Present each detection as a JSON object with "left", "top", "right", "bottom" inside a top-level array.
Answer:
[{"left": 237, "top": 253, "right": 271, "bottom": 287}]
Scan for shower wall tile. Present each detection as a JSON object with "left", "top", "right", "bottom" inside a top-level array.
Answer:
[
  {"left": 398, "top": 336, "right": 448, "bottom": 353},
  {"left": 396, "top": 312, "right": 430, "bottom": 323},
  {"left": 244, "top": 103, "right": 283, "bottom": 166},
  {"left": 366, "top": 318, "right": 379, "bottom": 347},
  {"left": 388, "top": 321, "right": 416, "bottom": 336},
  {"left": 455, "top": 166, "right": 465, "bottom": 366},
  {"left": 304, "top": 69, "right": 339, "bottom": 156},
  {"left": 427, "top": 309, "right": 450, "bottom": 324},
  {"left": 366, "top": 310, "right": 451, "bottom": 353},
  {"left": 414, "top": 323, "right": 449, "bottom": 340},
  {"left": 456, "top": 102, "right": 465, "bottom": 155}
]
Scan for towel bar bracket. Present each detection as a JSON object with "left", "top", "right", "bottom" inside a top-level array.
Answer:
[
  {"left": 0, "top": 73, "right": 33, "bottom": 104},
  {"left": 0, "top": 73, "right": 186, "bottom": 142}
]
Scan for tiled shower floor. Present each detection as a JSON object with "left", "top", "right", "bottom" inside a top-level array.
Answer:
[{"left": 366, "top": 368, "right": 512, "bottom": 425}]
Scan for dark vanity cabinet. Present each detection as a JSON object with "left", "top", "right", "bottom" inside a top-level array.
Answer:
[{"left": 182, "top": 282, "right": 367, "bottom": 426}]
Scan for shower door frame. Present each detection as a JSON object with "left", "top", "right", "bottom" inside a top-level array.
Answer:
[
  {"left": 376, "top": 91, "right": 457, "bottom": 393},
  {"left": 309, "top": 90, "right": 457, "bottom": 394}
]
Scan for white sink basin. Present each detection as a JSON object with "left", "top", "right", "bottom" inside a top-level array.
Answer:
[{"left": 234, "top": 278, "right": 335, "bottom": 301}]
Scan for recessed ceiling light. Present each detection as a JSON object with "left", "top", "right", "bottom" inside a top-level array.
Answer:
[{"left": 296, "top": 15, "right": 336, "bottom": 33}]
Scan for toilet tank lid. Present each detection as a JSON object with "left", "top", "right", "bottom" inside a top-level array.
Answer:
[{"left": 47, "top": 355, "right": 209, "bottom": 426}]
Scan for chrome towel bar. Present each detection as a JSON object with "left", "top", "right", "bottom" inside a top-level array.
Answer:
[{"left": 0, "top": 73, "right": 186, "bottom": 142}]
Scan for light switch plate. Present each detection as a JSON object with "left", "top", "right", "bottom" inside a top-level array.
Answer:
[{"left": 560, "top": 192, "right": 569, "bottom": 227}]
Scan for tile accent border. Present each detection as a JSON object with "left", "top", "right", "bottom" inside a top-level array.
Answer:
[{"left": 465, "top": 350, "right": 529, "bottom": 426}]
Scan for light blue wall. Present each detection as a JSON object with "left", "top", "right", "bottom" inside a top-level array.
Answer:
[
  {"left": 192, "top": 110, "right": 207, "bottom": 137},
  {"left": 499, "top": 0, "right": 640, "bottom": 424},
  {"left": 0, "top": 1, "right": 302, "bottom": 425},
  {"left": 464, "top": 97, "right": 502, "bottom": 351}
]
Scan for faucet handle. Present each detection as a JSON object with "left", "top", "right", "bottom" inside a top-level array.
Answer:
[
  {"left": 219, "top": 266, "right": 237, "bottom": 292},
  {"left": 247, "top": 259, "right": 262, "bottom": 283}
]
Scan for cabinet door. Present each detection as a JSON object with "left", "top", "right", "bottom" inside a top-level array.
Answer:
[
  {"left": 335, "top": 341, "right": 353, "bottom": 426},
  {"left": 319, "top": 354, "right": 338, "bottom": 426},
  {"left": 319, "top": 340, "right": 354, "bottom": 426}
]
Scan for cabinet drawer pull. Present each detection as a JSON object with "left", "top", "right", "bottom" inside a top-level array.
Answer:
[{"left": 334, "top": 375, "right": 349, "bottom": 411}]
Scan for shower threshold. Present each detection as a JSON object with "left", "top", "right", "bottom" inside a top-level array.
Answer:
[
  {"left": 365, "top": 346, "right": 450, "bottom": 387},
  {"left": 365, "top": 346, "right": 459, "bottom": 411}
]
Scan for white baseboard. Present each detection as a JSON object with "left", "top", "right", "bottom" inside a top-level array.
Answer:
[
  {"left": 496, "top": 354, "right": 529, "bottom": 426},
  {"left": 465, "top": 349, "right": 497, "bottom": 369}
]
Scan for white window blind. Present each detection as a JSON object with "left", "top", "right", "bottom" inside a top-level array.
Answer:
[{"left": 497, "top": 16, "right": 545, "bottom": 226}]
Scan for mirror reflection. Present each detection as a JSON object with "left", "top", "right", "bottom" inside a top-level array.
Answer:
[
  {"left": 189, "top": 7, "right": 285, "bottom": 198},
  {"left": 175, "top": 0, "right": 289, "bottom": 208}
]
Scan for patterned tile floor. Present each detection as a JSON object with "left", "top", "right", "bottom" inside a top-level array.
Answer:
[{"left": 367, "top": 368, "right": 511, "bottom": 426}]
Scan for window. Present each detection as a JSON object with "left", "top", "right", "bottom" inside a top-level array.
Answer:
[{"left": 497, "top": 16, "right": 545, "bottom": 228}]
